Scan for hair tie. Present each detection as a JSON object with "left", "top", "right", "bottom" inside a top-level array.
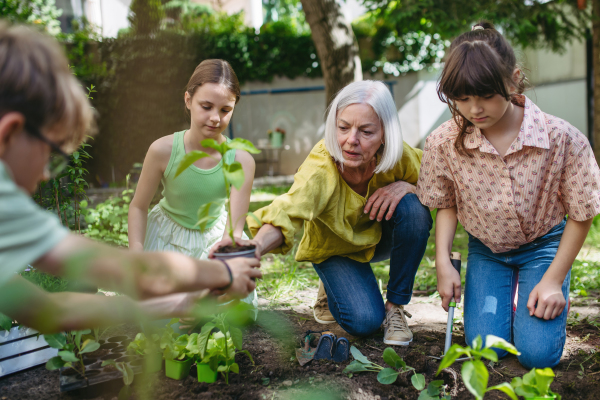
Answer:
[
  {"left": 472, "top": 26, "right": 484, "bottom": 31},
  {"left": 217, "top": 260, "right": 233, "bottom": 291}
]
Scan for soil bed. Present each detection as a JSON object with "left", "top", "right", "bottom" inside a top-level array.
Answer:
[{"left": 1, "top": 296, "right": 600, "bottom": 399}]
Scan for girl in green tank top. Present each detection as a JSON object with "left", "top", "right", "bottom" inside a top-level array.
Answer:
[{"left": 128, "top": 60, "right": 257, "bottom": 296}]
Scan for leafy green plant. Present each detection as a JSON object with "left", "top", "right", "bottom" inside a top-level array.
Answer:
[
  {"left": 101, "top": 359, "right": 134, "bottom": 400},
  {"left": 411, "top": 374, "right": 450, "bottom": 400},
  {"left": 44, "top": 330, "right": 100, "bottom": 377},
  {"left": 511, "top": 368, "right": 561, "bottom": 399},
  {"left": 0, "top": 313, "right": 12, "bottom": 332},
  {"left": 159, "top": 321, "right": 196, "bottom": 361},
  {"left": 343, "top": 346, "right": 414, "bottom": 384},
  {"left": 175, "top": 138, "right": 261, "bottom": 247},
  {"left": 437, "top": 335, "right": 520, "bottom": 400},
  {"left": 127, "top": 332, "right": 161, "bottom": 356},
  {"left": 82, "top": 189, "right": 133, "bottom": 247}
]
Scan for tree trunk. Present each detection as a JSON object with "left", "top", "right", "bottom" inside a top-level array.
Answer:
[
  {"left": 301, "top": 0, "right": 362, "bottom": 107},
  {"left": 593, "top": 0, "right": 600, "bottom": 162}
]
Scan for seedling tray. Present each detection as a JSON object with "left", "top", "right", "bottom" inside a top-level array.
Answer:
[{"left": 59, "top": 335, "right": 145, "bottom": 392}]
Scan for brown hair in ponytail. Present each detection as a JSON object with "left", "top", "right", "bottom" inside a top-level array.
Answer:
[{"left": 437, "top": 21, "right": 528, "bottom": 156}]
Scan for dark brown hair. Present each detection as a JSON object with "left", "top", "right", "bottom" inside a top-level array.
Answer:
[
  {"left": 437, "top": 21, "right": 528, "bottom": 155},
  {"left": 0, "top": 22, "right": 95, "bottom": 152},
  {"left": 185, "top": 59, "right": 241, "bottom": 115}
]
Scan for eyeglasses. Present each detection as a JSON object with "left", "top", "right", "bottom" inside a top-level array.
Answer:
[{"left": 24, "top": 121, "right": 70, "bottom": 179}]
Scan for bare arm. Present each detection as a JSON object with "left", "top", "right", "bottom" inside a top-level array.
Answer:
[
  {"left": 527, "top": 217, "right": 593, "bottom": 320},
  {"left": 435, "top": 206, "right": 460, "bottom": 311},
  {"left": 251, "top": 223, "right": 285, "bottom": 258},
  {"left": 128, "top": 138, "right": 170, "bottom": 251}
]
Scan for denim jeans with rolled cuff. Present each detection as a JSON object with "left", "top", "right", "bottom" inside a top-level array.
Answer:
[
  {"left": 312, "top": 193, "right": 432, "bottom": 337},
  {"left": 464, "top": 219, "right": 569, "bottom": 369}
]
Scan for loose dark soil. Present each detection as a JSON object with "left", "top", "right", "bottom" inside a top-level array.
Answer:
[
  {"left": 215, "top": 245, "right": 256, "bottom": 254},
  {"left": 2, "top": 299, "right": 600, "bottom": 400}
]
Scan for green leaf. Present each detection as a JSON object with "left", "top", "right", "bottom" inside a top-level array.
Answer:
[
  {"left": 411, "top": 373, "right": 426, "bottom": 390},
  {"left": 427, "top": 380, "right": 444, "bottom": 396},
  {"left": 175, "top": 150, "right": 210, "bottom": 177},
  {"left": 534, "top": 368, "right": 556, "bottom": 395},
  {"left": 418, "top": 392, "right": 437, "bottom": 400},
  {"left": 487, "top": 382, "right": 518, "bottom": 400},
  {"left": 118, "top": 384, "right": 133, "bottom": 400},
  {"left": 461, "top": 360, "right": 488, "bottom": 400},
  {"left": 350, "top": 346, "right": 370, "bottom": 364},
  {"left": 195, "top": 202, "right": 219, "bottom": 231},
  {"left": 230, "top": 327, "right": 243, "bottom": 350},
  {"left": 471, "top": 335, "right": 483, "bottom": 351},
  {"left": 0, "top": 313, "right": 12, "bottom": 331},
  {"left": 383, "top": 347, "right": 406, "bottom": 369},
  {"left": 223, "top": 161, "right": 245, "bottom": 190},
  {"left": 484, "top": 335, "right": 520, "bottom": 356},
  {"left": 45, "top": 356, "right": 66, "bottom": 370},
  {"left": 102, "top": 360, "right": 117, "bottom": 367},
  {"left": 201, "top": 139, "right": 226, "bottom": 154},
  {"left": 246, "top": 211, "right": 263, "bottom": 228},
  {"left": 122, "top": 363, "right": 134, "bottom": 385},
  {"left": 230, "top": 362, "right": 239, "bottom": 374},
  {"left": 238, "top": 349, "right": 254, "bottom": 365},
  {"left": 343, "top": 360, "right": 371, "bottom": 373},
  {"left": 478, "top": 348, "right": 498, "bottom": 362},
  {"left": 227, "top": 138, "right": 261, "bottom": 154},
  {"left": 80, "top": 339, "right": 100, "bottom": 354},
  {"left": 58, "top": 351, "right": 80, "bottom": 363},
  {"left": 198, "top": 322, "right": 215, "bottom": 359},
  {"left": 44, "top": 333, "right": 66, "bottom": 349},
  {"left": 437, "top": 344, "right": 469, "bottom": 374},
  {"left": 377, "top": 368, "right": 400, "bottom": 384}
]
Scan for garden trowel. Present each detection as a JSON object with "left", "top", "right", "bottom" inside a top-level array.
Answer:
[{"left": 429, "top": 252, "right": 469, "bottom": 362}]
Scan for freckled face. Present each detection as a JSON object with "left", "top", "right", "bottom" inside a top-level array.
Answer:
[
  {"left": 336, "top": 103, "right": 383, "bottom": 170},
  {"left": 454, "top": 94, "right": 511, "bottom": 130},
  {"left": 185, "top": 83, "right": 237, "bottom": 138}
]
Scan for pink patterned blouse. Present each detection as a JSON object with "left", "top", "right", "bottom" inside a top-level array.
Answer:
[{"left": 416, "top": 95, "right": 600, "bottom": 253}]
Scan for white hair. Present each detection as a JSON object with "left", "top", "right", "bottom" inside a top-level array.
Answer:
[{"left": 324, "top": 80, "right": 403, "bottom": 174}]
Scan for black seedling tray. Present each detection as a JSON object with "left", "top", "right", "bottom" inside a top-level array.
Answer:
[{"left": 59, "top": 335, "right": 147, "bottom": 392}]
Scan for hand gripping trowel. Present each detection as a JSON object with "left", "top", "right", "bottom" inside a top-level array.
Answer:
[{"left": 429, "top": 252, "right": 469, "bottom": 362}]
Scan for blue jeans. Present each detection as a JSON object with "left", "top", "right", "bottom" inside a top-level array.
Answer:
[
  {"left": 312, "top": 193, "right": 432, "bottom": 336},
  {"left": 464, "top": 219, "right": 569, "bottom": 369}
]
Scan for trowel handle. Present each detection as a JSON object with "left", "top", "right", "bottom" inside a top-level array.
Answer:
[{"left": 449, "top": 252, "right": 462, "bottom": 305}]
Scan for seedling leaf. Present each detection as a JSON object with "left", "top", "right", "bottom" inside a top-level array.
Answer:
[
  {"left": 238, "top": 349, "right": 255, "bottom": 365},
  {"left": 343, "top": 360, "right": 371, "bottom": 373},
  {"left": 230, "top": 327, "right": 243, "bottom": 350},
  {"left": 175, "top": 150, "right": 210, "bottom": 177},
  {"left": 223, "top": 161, "right": 245, "bottom": 190},
  {"left": 471, "top": 335, "right": 483, "bottom": 351},
  {"left": 487, "top": 382, "right": 518, "bottom": 400},
  {"left": 437, "top": 344, "right": 469, "bottom": 374},
  {"left": 122, "top": 363, "right": 134, "bottom": 385},
  {"left": 411, "top": 373, "right": 426, "bottom": 390},
  {"left": 534, "top": 368, "right": 555, "bottom": 395},
  {"left": 201, "top": 139, "right": 226, "bottom": 154},
  {"left": 195, "top": 203, "right": 219, "bottom": 231},
  {"left": 478, "top": 348, "right": 498, "bottom": 362},
  {"left": 485, "top": 335, "right": 520, "bottom": 356},
  {"left": 377, "top": 368, "right": 400, "bottom": 384},
  {"left": 230, "top": 362, "right": 239, "bottom": 374},
  {"left": 197, "top": 322, "right": 215, "bottom": 359},
  {"left": 462, "top": 360, "right": 488, "bottom": 400},
  {"left": 80, "top": 339, "right": 100, "bottom": 354},
  {"left": 44, "top": 333, "right": 66, "bottom": 349},
  {"left": 227, "top": 138, "right": 261, "bottom": 154},
  {"left": 418, "top": 392, "right": 437, "bottom": 400},
  {"left": 58, "top": 350, "right": 79, "bottom": 363},
  {"left": 350, "top": 346, "right": 370, "bottom": 364},
  {"left": 427, "top": 380, "right": 444, "bottom": 396},
  {"left": 0, "top": 313, "right": 12, "bottom": 331},
  {"left": 46, "top": 356, "right": 66, "bottom": 370},
  {"left": 383, "top": 347, "right": 406, "bottom": 369}
]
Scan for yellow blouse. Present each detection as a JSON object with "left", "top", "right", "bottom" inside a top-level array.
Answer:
[{"left": 247, "top": 140, "right": 423, "bottom": 264}]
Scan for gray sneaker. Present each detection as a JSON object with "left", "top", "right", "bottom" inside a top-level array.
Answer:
[
  {"left": 313, "top": 280, "right": 335, "bottom": 324},
  {"left": 382, "top": 305, "right": 413, "bottom": 346}
]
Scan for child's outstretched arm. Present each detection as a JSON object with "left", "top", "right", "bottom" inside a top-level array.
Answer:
[
  {"left": 128, "top": 138, "right": 171, "bottom": 251},
  {"left": 527, "top": 217, "right": 593, "bottom": 320},
  {"left": 435, "top": 206, "right": 461, "bottom": 312},
  {"left": 209, "top": 150, "right": 256, "bottom": 255}
]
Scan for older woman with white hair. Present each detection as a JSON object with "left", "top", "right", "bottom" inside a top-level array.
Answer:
[{"left": 246, "top": 80, "right": 432, "bottom": 344}]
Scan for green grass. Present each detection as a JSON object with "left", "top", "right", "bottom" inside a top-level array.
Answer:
[{"left": 20, "top": 269, "right": 71, "bottom": 293}]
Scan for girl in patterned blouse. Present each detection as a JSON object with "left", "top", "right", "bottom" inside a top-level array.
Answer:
[{"left": 416, "top": 21, "right": 600, "bottom": 369}]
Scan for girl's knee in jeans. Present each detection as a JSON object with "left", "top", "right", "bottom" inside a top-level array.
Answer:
[
  {"left": 517, "top": 347, "right": 562, "bottom": 370},
  {"left": 342, "top": 309, "right": 385, "bottom": 337}
]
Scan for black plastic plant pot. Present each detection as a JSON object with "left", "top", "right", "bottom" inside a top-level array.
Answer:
[
  {"left": 213, "top": 246, "right": 256, "bottom": 260},
  {"left": 165, "top": 358, "right": 193, "bottom": 380}
]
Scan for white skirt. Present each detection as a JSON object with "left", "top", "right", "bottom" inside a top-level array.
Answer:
[{"left": 144, "top": 204, "right": 257, "bottom": 311}]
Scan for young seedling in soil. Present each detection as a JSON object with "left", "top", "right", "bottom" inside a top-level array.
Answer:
[
  {"left": 411, "top": 374, "right": 451, "bottom": 400},
  {"left": 343, "top": 346, "right": 414, "bottom": 384},
  {"left": 175, "top": 138, "right": 261, "bottom": 253},
  {"left": 127, "top": 332, "right": 161, "bottom": 357},
  {"left": 44, "top": 329, "right": 100, "bottom": 377},
  {"left": 437, "top": 334, "right": 520, "bottom": 400},
  {"left": 511, "top": 368, "right": 562, "bottom": 399},
  {"left": 101, "top": 359, "right": 134, "bottom": 400}
]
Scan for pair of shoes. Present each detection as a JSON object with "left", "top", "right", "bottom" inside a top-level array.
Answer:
[
  {"left": 312, "top": 331, "right": 350, "bottom": 362},
  {"left": 313, "top": 280, "right": 336, "bottom": 324},
  {"left": 382, "top": 304, "right": 413, "bottom": 346}
]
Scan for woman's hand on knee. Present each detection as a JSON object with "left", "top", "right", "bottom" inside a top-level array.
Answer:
[
  {"left": 436, "top": 259, "right": 462, "bottom": 312},
  {"left": 364, "top": 181, "right": 416, "bottom": 222},
  {"left": 527, "top": 279, "right": 566, "bottom": 320}
]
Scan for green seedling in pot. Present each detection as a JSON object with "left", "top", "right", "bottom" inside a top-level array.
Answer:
[
  {"left": 101, "top": 359, "right": 134, "bottom": 400},
  {"left": 343, "top": 346, "right": 414, "bottom": 384},
  {"left": 437, "top": 335, "right": 520, "bottom": 400},
  {"left": 44, "top": 329, "right": 100, "bottom": 377},
  {"left": 511, "top": 368, "right": 562, "bottom": 399},
  {"left": 175, "top": 138, "right": 262, "bottom": 251},
  {"left": 411, "top": 374, "right": 451, "bottom": 400},
  {"left": 127, "top": 332, "right": 161, "bottom": 356}
]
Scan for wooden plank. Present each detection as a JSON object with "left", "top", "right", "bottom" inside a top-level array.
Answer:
[
  {"left": 0, "top": 347, "right": 58, "bottom": 377},
  {"left": 0, "top": 335, "right": 51, "bottom": 359},
  {"left": 0, "top": 326, "right": 39, "bottom": 343}
]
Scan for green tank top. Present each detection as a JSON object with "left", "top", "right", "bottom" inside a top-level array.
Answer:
[{"left": 158, "top": 130, "right": 236, "bottom": 230}]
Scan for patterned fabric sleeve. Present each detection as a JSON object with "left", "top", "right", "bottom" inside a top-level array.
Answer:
[
  {"left": 416, "top": 139, "right": 456, "bottom": 209},
  {"left": 559, "top": 134, "right": 600, "bottom": 221}
]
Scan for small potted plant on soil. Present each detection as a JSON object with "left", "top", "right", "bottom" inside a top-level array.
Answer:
[
  {"left": 160, "top": 329, "right": 195, "bottom": 380},
  {"left": 175, "top": 138, "right": 262, "bottom": 260},
  {"left": 511, "top": 368, "right": 562, "bottom": 399},
  {"left": 127, "top": 332, "right": 163, "bottom": 373}
]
